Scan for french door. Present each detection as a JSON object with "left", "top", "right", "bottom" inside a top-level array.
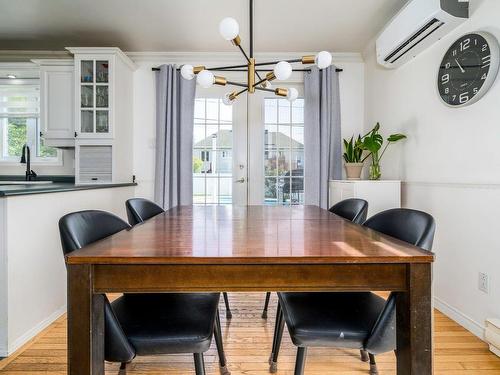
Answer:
[{"left": 193, "top": 82, "right": 304, "bottom": 206}]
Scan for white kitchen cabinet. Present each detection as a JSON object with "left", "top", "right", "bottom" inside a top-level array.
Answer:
[
  {"left": 329, "top": 180, "right": 401, "bottom": 218},
  {"left": 33, "top": 59, "right": 75, "bottom": 147},
  {"left": 66, "top": 48, "right": 136, "bottom": 184}
]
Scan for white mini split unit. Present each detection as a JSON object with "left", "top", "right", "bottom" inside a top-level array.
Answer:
[{"left": 376, "top": 0, "right": 469, "bottom": 68}]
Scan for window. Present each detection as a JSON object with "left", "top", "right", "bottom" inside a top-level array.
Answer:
[
  {"left": 193, "top": 98, "right": 233, "bottom": 204},
  {"left": 0, "top": 82, "right": 59, "bottom": 163},
  {"left": 264, "top": 98, "right": 304, "bottom": 205}
]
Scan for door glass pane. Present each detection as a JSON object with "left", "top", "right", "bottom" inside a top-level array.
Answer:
[
  {"left": 193, "top": 176, "right": 206, "bottom": 204},
  {"left": 96, "top": 110, "right": 109, "bottom": 133},
  {"left": 264, "top": 97, "right": 304, "bottom": 205},
  {"left": 292, "top": 99, "right": 304, "bottom": 123},
  {"left": 193, "top": 98, "right": 233, "bottom": 205},
  {"left": 81, "top": 85, "right": 93, "bottom": 108},
  {"left": 81, "top": 61, "right": 93, "bottom": 83},
  {"left": 81, "top": 110, "right": 93, "bottom": 133},
  {"left": 96, "top": 86, "right": 108, "bottom": 108},
  {"left": 96, "top": 61, "right": 109, "bottom": 83}
]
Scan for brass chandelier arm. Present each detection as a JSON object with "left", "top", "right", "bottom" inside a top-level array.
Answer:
[{"left": 226, "top": 81, "right": 248, "bottom": 88}]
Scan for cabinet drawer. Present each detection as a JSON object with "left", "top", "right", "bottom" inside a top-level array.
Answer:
[{"left": 77, "top": 145, "right": 112, "bottom": 184}]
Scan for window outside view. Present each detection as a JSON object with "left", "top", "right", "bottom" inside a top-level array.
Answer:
[
  {"left": 193, "top": 98, "right": 233, "bottom": 204},
  {"left": 264, "top": 98, "right": 304, "bottom": 205},
  {"left": 0, "top": 84, "right": 57, "bottom": 161}
]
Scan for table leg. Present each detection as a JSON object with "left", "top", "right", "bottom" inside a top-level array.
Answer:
[
  {"left": 396, "top": 263, "right": 433, "bottom": 374},
  {"left": 68, "top": 264, "right": 105, "bottom": 375}
]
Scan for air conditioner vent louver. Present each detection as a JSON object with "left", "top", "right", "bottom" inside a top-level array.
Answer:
[
  {"left": 384, "top": 18, "right": 444, "bottom": 63},
  {"left": 376, "top": 0, "right": 469, "bottom": 69}
]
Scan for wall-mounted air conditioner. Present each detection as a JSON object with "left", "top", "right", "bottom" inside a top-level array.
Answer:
[{"left": 376, "top": 0, "right": 469, "bottom": 68}]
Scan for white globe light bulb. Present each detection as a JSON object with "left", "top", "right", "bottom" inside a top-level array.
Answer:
[
  {"left": 180, "top": 64, "right": 195, "bottom": 80},
  {"left": 287, "top": 87, "right": 299, "bottom": 102},
  {"left": 273, "top": 61, "right": 292, "bottom": 81},
  {"left": 222, "top": 92, "right": 235, "bottom": 106},
  {"left": 315, "top": 51, "right": 332, "bottom": 69},
  {"left": 196, "top": 70, "right": 215, "bottom": 88},
  {"left": 219, "top": 17, "right": 239, "bottom": 41}
]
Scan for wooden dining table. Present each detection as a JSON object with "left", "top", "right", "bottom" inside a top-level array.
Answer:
[{"left": 65, "top": 205, "right": 435, "bottom": 375}]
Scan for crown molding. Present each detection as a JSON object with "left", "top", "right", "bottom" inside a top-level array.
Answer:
[
  {"left": 0, "top": 50, "right": 71, "bottom": 62},
  {"left": 31, "top": 59, "right": 74, "bottom": 66},
  {"left": 125, "top": 51, "right": 364, "bottom": 65},
  {"left": 66, "top": 47, "right": 136, "bottom": 71}
]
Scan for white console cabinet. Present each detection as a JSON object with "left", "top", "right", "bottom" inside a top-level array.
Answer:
[{"left": 329, "top": 180, "right": 401, "bottom": 218}]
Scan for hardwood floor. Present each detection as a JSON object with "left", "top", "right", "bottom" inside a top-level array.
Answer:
[{"left": 1, "top": 293, "right": 499, "bottom": 374}]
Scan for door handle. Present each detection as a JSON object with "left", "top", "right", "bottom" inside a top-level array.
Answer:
[{"left": 235, "top": 177, "right": 245, "bottom": 183}]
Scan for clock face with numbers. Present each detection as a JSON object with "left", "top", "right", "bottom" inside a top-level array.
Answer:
[{"left": 438, "top": 32, "right": 499, "bottom": 107}]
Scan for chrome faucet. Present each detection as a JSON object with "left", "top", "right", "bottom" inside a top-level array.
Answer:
[{"left": 20, "top": 144, "right": 37, "bottom": 181}]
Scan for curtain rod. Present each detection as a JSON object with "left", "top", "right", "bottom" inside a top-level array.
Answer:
[{"left": 151, "top": 67, "right": 343, "bottom": 72}]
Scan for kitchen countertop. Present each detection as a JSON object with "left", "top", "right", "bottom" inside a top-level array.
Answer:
[{"left": 0, "top": 176, "right": 136, "bottom": 197}]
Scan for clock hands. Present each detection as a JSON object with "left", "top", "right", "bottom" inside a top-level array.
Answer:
[{"left": 455, "top": 58, "right": 466, "bottom": 73}]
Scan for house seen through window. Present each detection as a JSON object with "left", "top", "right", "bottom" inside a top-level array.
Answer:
[
  {"left": 193, "top": 98, "right": 232, "bottom": 204},
  {"left": 264, "top": 98, "right": 304, "bottom": 205}
]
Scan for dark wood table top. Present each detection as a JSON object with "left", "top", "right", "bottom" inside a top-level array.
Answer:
[{"left": 66, "top": 205, "right": 434, "bottom": 265}]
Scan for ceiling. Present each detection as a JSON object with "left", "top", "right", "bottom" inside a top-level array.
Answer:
[{"left": 0, "top": 0, "right": 406, "bottom": 53}]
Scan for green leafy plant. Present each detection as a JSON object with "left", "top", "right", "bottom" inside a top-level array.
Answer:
[
  {"left": 342, "top": 135, "right": 363, "bottom": 163},
  {"left": 360, "top": 122, "right": 407, "bottom": 180}
]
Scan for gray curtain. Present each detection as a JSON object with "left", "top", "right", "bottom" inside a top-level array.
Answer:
[
  {"left": 154, "top": 64, "right": 196, "bottom": 209},
  {"left": 304, "top": 66, "right": 342, "bottom": 209}
]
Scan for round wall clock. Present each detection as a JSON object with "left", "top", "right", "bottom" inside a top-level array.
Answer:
[{"left": 438, "top": 32, "right": 500, "bottom": 107}]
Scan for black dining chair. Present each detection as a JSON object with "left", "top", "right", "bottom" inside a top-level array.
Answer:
[
  {"left": 125, "top": 198, "right": 233, "bottom": 319},
  {"left": 329, "top": 197, "right": 369, "bottom": 224},
  {"left": 269, "top": 208, "right": 435, "bottom": 375},
  {"left": 59, "top": 210, "right": 230, "bottom": 375},
  {"left": 261, "top": 198, "right": 369, "bottom": 319}
]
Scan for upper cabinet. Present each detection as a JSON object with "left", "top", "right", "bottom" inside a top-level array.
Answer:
[
  {"left": 66, "top": 47, "right": 136, "bottom": 141},
  {"left": 75, "top": 56, "right": 112, "bottom": 138},
  {"left": 33, "top": 59, "right": 75, "bottom": 147}
]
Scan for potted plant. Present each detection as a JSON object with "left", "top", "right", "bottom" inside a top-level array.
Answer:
[
  {"left": 343, "top": 135, "right": 364, "bottom": 179},
  {"left": 361, "top": 122, "right": 407, "bottom": 180}
]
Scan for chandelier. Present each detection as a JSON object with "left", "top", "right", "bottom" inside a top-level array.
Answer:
[{"left": 179, "top": 0, "right": 333, "bottom": 105}]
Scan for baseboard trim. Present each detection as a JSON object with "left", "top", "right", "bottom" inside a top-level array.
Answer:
[
  {"left": 6, "top": 305, "right": 66, "bottom": 356},
  {"left": 434, "top": 297, "right": 485, "bottom": 340}
]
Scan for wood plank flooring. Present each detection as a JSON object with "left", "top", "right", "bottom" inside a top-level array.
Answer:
[{"left": 1, "top": 293, "right": 499, "bottom": 374}]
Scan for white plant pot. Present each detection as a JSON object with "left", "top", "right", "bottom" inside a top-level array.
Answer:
[{"left": 344, "top": 163, "right": 364, "bottom": 180}]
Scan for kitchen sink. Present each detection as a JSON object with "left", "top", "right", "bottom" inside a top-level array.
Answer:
[{"left": 0, "top": 181, "right": 54, "bottom": 185}]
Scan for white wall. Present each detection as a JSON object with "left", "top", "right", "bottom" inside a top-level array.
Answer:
[
  {"left": 130, "top": 52, "right": 366, "bottom": 200},
  {"left": 364, "top": 0, "right": 500, "bottom": 338},
  {"left": 0, "top": 186, "right": 135, "bottom": 356}
]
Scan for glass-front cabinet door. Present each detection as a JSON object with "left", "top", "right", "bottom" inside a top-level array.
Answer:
[{"left": 76, "top": 57, "right": 113, "bottom": 138}]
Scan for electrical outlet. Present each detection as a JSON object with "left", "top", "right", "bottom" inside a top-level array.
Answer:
[{"left": 479, "top": 272, "right": 489, "bottom": 294}]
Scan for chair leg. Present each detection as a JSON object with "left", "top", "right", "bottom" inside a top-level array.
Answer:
[
  {"left": 269, "top": 301, "right": 281, "bottom": 365},
  {"left": 214, "top": 309, "right": 231, "bottom": 375},
  {"left": 262, "top": 292, "right": 271, "bottom": 319},
  {"left": 222, "top": 292, "right": 232, "bottom": 319},
  {"left": 360, "top": 349, "right": 369, "bottom": 362},
  {"left": 369, "top": 353, "right": 378, "bottom": 375},
  {"left": 269, "top": 303, "right": 285, "bottom": 373},
  {"left": 294, "top": 347, "right": 307, "bottom": 375},
  {"left": 194, "top": 353, "right": 206, "bottom": 375},
  {"left": 118, "top": 362, "right": 128, "bottom": 374}
]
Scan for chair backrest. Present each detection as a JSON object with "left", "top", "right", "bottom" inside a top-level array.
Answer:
[
  {"left": 58, "top": 210, "right": 135, "bottom": 362},
  {"left": 363, "top": 208, "right": 436, "bottom": 355},
  {"left": 125, "top": 198, "right": 164, "bottom": 226},
  {"left": 59, "top": 210, "right": 130, "bottom": 255},
  {"left": 329, "top": 198, "right": 369, "bottom": 224},
  {"left": 363, "top": 208, "right": 435, "bottom": 251}
]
